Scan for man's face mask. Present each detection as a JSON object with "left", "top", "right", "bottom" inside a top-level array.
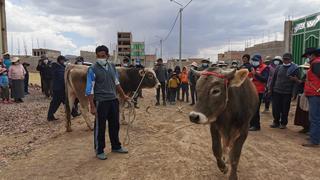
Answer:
[
  {"left": 202, "top": 63, "right": 208, "bottom": 67},
  {"left": 44, "top": 59, "right": 49, "bottom": 64},
  {"left": 97, "top": 58, "right": 107, "bottom": 66},
  {"left": 305, "top": 58, "right": 310, "bottom": 63},
  {"left": 251, "top": 61, "right": 260, "bottom": 67}
]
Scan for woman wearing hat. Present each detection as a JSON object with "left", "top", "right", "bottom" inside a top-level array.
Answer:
[{"left": 8, "top": 57, "right": 26, "bottom": 103}]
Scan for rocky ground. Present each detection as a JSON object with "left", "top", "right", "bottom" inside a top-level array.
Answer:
[{"left": 0, "top": 87, "right": 320, "bottom": 180}]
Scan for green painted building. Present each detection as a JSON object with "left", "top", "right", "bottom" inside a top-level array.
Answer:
[{"left": 291, "top": 12, "right": 320, "bottom": 65}]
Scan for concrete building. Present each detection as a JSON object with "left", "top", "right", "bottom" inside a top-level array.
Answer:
[
  {"left": 0, "top": 0, "right": 7, "bottom": 54},
  {"left": 131, "top": 42, "right": 145, "bottom": 65},
  {"left": 244, "top": 41, "right": 285, "bottom": 60},
  {"left": 32, "top": 48, "right": 61, "bottom": 59},
  {"left": 117, "top": 32, "right": 132, "bottom": 62},
  {"left": 166, "top": 58, "right": 209, "bottom": 69},
  {"left": 145, "top": 54, "right": 157, "bottom": 68},
  {"left": 80, "top": 50, "right": 96, "bottom": 63},
  {"left": 218, "top": 51, "right": 244, "bottom": 64}
]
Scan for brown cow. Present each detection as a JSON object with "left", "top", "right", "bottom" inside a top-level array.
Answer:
[
  {"left": 64, "top": 64, "right": 159, "bottom": 132},
  {"left": 189, "top": 67, "right": 259, "bottom": 180}
]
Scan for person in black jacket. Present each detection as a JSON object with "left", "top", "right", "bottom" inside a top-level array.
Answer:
[
  {"left": 37, "top": 57, "right": 53, "bottom": 97},
  {"left": 47, "top": 56, "right": 79, "bottom": 121},
  {"left": 22, "top": 62, "right": 30, "bottom": 95}
]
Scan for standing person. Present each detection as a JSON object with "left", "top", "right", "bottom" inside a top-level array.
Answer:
[
  {"left": 270, "top": 53, "right": 299, "bottom": 129},
  {"left": 85, "top": 45, "right": 129, "bottom": 160},
  {"left": 264, "top": 56, "right": 283, "bottom": 112},
  {"left": 22, "top": 62, "right": 30, "bottom": 95},
  {"left": 168, "top": 73, "right": 180, "bottom": 105},
  {"left": 47, "top": 56, "right": 68, "bottom": 121},
  {"left": 166, "top": 68, "right": 173, "bottom": 102},
  {"left": 249, "top": 55, "right": 269, "bottom": 131},
  {"left": 198, "top": 59, "right": 210, "bottom": 71},
  {"left": 3, "top": 52, "right": 11, "bottom": 70},
  {"left": 154, "top": 58, "right": 168, "bottom": 106},
  {"left": 0, "top": 58, "right": 10, "bottom": 103},
  {"left": 180, "top": 67, "right": 189, "bottom": 103},
  {"left": 37, "top": 56, "right": 53, "bottom": 97},
  {"left": 188, "top": 62, "right": 198, "bottom": 105},
  {"left": 231, "top": 60, "right": 239, "bottom": 69},
  {"left": 36, "top": 55, "right": 47, "bottom": 93},
  {"left": 174, "top": 66, "right": 181, "bottom": 101},
  {"left": 302, "top": 48, "right": 320, "bottom": 147},
  {"left": 8, "top": 57, "right": 26, "bottom": 103},
  {"left": 241, "top": 54, "right": 252, "bottom": 72},
  {"left": 294, "top": 62, "right": 310, "bottom": 134},
  {"left": 75, "top": 56, "right": 85, "bottom": 65}
]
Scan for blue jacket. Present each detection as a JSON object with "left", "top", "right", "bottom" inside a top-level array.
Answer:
[
  {"left": 3, "top": 59, "right": 11, "bottom": 70},
  {"left": 52, "top": 62, "right": 66, "bottom": 91}
]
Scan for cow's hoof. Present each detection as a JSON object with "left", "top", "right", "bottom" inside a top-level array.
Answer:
[
  {"left": 218, "top": 161, "right": 228, "bottom": 174},
  {"left": 121, "top": 121, "right": 128, "bottom": 125},
  {"left": 66, "top": 127, "right": 73, "bottom": 132},
  {"left": 229, "top": 173, "right": 238, "bottom": 180}
]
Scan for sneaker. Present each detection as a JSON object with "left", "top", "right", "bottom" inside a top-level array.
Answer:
[
  {"left": 270, "top": 123, "right": 280, "bottom": 128},
  {"left": 249, "top": 127, "right": 260, "bottom": 131},
  {"left": 279, "top": 125, "right": 287, "bottom": 129},
  {"left": 96, "top": 153, "right": 107, "bottom": 160},
  {"left": 112, "top": 147, "right": 128, "bottom": 154},
  {"left": 189, "top": 103, "right": 195, "bottom": 106},
  {"left": 155, "top": 102, "right": 160, "bottom": 106}
]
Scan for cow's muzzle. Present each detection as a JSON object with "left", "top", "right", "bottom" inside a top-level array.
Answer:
[{"left": 189, "top": 111, "right": 208, "bottom": 124}]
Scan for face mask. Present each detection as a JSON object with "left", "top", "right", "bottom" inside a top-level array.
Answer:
[
  {"left": 273, "top": 60, "right": 280, "bottom": 65},
  {"left": 44, "top": 59, "right": 49, "bottom": 64},
  {"left": 302, "top": 69, "right": 307, "bottom": 74},
  {"left": 252, "top": 61, "right": 260, "bottom": 67},
  {"left": 97, "top": 58, "right": 107, "bottom": 66},
  {"left": 64, "top": 62, "right": 69, "bottom": 66},
  {"left": 202, "top": 63, "right": 208, "bottom": 67},
  {"left": 283, "top": 63, "right": 291, "bottom": 67}
]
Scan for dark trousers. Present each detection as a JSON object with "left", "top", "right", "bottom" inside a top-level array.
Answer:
[
  {"left": 156, "top": 82, "right": 166, "bottom": 103},
  {"left": 190, "top": 84, "right": 197, "bottom": 104},
  {"left": 181, "top": 83, "right": 189, "bottom": 102},
  {"left": 176, "top": 85, "right": 181, "bottom": 100},
  {"left": 47, "top": 90, "right": 77, "bottom": 119},
  {"left": 47, "top": 90, "right": 65, "bottom": 119},
  {"left": 43, "top": 79, "right": 53, "bottom": 97},
  {"left": 250, "top": 93, "right": 264, "bottom": 129},
  {"left": 264, "top": 93, "right": 271, "bottom": 110},
  {"left": 169, "top": 88, "right": 177, "bottom": 102},
  {"left": 272, "top": 92, "right": 292, "bottom": 126},
  {"left": 94, "top": 99, "right": 121, "bottom": 154}
]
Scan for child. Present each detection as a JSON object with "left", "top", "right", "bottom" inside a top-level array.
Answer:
[
  {"left": 0, "top": 61, "right": 10, "bottom": 103},
  {"left": 168, "top": 73, "right": 180, "bottom": 105}
]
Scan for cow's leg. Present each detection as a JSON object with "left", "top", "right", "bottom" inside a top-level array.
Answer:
[
  {"left": 66, "top": 93, "right": 76, "bottom": 132},
  {"left": 79, "top": 101, "right": 93, "bottom": 131},
  {"left": 119, "top": 98, "right": 127, "bottom": 125},
  {"left": 228, "top": 132, "right": 248, "bottom": 180},
  {"left": 210, "top": 124, "right": 228, "bottom": 174}
]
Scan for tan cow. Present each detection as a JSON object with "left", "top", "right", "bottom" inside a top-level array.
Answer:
[{"left": 64, "top": 64, "right": 159, "bottom": 132}]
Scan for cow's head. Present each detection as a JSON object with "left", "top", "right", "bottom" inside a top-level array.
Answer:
[
  {"left": 189, "top": 67, "right": 249, "bottom": 124},
  {"left": 139, "top": 68, "right": 160, "bottom": 88}
]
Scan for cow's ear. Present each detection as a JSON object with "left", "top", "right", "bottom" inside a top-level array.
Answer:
[
  {"left": 139, "top": 69, "right": 145, "bottom": 76},
  {"left": 229, "top": 69, "right": 249, "bottom": 87}
]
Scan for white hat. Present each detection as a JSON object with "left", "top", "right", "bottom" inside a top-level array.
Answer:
[
  {"left": 2, "top": 52, "right": 9, "bottom": 56},
  {"left": 191, "top": 62, "right": 198, "bottom": 67},
  {"left": 11, "top": 57, "right": 20, "bottom": 63},
  {"left": 273, "top": 56, "right": 283, "bottom": 61}
]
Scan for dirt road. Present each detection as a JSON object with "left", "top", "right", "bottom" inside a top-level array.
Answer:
[{"left": 1, "top": 88, "right": 320, "bottom": 180}]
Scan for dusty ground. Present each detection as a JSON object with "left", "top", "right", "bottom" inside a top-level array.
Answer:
[{"left": 1, "top": 87, "right": 320, "bottom": 180}]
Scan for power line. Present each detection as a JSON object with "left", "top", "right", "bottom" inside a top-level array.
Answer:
[{"left": 163, "top": 11, "right": 180, "bottom": 42}]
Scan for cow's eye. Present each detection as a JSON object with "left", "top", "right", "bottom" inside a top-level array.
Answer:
[
  {"left": 147, "top": 74, "right": 153, "bottom": 79},
  {"left": 210, "top": 88, "right": 221, "bottom": 96}
]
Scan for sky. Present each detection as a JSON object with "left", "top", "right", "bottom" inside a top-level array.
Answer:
[{"left": 6, "top": 0, "right": 320, "bottom": 60}]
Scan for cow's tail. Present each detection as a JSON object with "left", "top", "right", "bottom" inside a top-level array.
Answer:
[{"left": 64, "top": 66, "right": 72, "bottom": 132}]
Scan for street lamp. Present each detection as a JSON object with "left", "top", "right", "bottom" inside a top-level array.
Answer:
[
  {"left": 155, "top": 35, "right": 163, "bottom": 58},
  {"left": 170, "top": 0, "right": 193, "bottom": 68}
]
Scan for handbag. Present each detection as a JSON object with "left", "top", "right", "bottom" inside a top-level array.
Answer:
[{"left": 299, "top": 93, "right": 309, "bottom": 112}]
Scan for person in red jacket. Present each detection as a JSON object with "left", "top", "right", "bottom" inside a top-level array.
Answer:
[
  {"left": 302, "top": 48, "right": 320, "bottom": 148},
  {"left": 249, "top": 54, "right": 269, "bottom": 131}
]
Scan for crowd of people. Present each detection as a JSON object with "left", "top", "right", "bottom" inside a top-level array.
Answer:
[{"left": 0, "top": 52, "right": 30, "bottom": 104}]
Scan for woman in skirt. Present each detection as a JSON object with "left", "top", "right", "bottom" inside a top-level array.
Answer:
[{"left": 8, "top": 57, "right": 26, "bottom": 103}]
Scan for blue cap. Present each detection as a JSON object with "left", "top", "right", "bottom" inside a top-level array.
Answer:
[{"left": 251, "top": 54, "right": 262, "bottom": 61}]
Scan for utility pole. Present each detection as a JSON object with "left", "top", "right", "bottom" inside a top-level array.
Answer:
[{"left": 170, "top": 0, "right": 193, "bottom": 68}]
